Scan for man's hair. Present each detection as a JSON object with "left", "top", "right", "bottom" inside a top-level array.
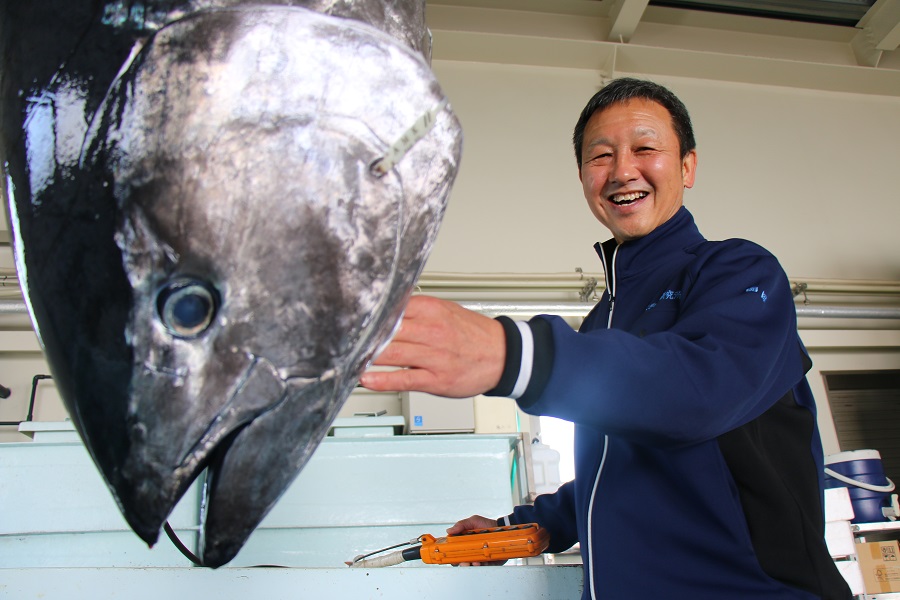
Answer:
[{"left": 572, "top": 77, "right": 696, "bottom": 166}]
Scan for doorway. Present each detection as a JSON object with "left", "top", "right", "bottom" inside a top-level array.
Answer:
[{"left": 823, "top": 369, "right": 900, "bottom": 486}]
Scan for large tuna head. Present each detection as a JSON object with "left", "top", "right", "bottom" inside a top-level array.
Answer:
[{"left": 0, "top": 2, "right": 461, "bottom": 567}]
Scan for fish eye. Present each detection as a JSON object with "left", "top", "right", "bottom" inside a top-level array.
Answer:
[{"left": 156, "top": 278, "right": 220, "bottom": 338}]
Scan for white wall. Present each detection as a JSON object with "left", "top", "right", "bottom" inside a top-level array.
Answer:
[
  {"left": 419, "top": 60, "right": 900, "bottom": 456},
  {"left": 424, "top": 61, "right": 900, "bottom": 281},
  {"left": 423, "top": 62, "right": 603, "bottom": 274}
]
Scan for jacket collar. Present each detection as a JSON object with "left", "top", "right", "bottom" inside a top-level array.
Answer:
[{"left": 593, "top": 207, "right": 705, "bottom": 280}]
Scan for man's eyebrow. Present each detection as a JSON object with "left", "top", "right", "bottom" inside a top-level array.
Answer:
[
  {"left": 633, "top": 126, "right": 663, "bottom": 141},
  {"left": 584, "top": 138, "right": 612, "bottom": 154},
  {"left": 584, "top": 127, "right": 663, "bottom": 152}
]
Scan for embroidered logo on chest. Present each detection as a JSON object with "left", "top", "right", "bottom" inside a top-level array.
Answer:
[
  {"left": 645, "top": 289, "right": 682, "bottom": 311},
  {"left": 745, "top": 286, "right": 768, "bottom": 302}
]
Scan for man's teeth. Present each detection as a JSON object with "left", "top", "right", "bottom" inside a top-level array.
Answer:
[{"left": 610, "top": 192, "right": 648, "bottom": 205}]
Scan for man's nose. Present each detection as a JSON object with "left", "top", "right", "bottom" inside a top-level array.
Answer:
[{"left": 609, "top": 151, "right": 638, "bottom": 183}]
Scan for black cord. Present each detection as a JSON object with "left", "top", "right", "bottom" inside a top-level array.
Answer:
[{"left": 164, "top": 521, "right": 203, "bottom": 566}]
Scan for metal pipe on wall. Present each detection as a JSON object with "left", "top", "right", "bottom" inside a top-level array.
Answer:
[
  {"left": 0, "top": 300, "right": 27, "bottom": 314},
  {"left": 0, "top": 269, "right": 898, "bottom": 296},
  {"left": 0, "top": 271, "right": 898, "bottom": 320},
  {"left": 417, "top": 272, "right": 900, "bottom": 297},
  {"left": 796, "top": 306, "right": 900, "bottom": 320},
  {"left": 458, "top": 302, "right": 900, "bottom": 320},
  {"left": 0, "top": 300, "right": 898, "bottom": 320}
]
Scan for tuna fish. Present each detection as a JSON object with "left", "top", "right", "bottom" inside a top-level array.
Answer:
[{"left": 0, "top": 1, "right": 461, "bottom": 566}]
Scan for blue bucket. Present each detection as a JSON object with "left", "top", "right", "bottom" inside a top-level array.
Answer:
[{"left": 824, "top": 449, "right": 896, "bottom": 523}]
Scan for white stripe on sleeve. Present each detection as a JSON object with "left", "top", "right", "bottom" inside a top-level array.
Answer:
[{"left": 510, "top": 321, "right": 534, "bottom": 399}]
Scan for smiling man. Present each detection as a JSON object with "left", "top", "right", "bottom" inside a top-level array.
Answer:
[
  {"left": 577, "top": 95, "right": 695, "bottom": 244},
  {"left": 360, "top": 78, "right": 851, "bottom": 599}
]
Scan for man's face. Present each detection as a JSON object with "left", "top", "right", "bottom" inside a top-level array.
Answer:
[{"left": 578, "top": 98, "right": 697, "bottom": 244}]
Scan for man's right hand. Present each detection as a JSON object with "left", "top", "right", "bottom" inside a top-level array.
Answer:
[
  {"left": 447, "top": 514, "right": 509, "bottom": 567},
  {"left": 358, "top": 295, "right": 506, "bottom": 398}
]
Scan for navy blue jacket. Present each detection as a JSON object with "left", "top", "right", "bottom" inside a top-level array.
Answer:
[{"left": 488, "top": 208, "right": 850, "bottom": 599}]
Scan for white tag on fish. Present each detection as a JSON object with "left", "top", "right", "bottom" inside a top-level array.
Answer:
[{"left": 370, "top": 97, "right": 449, "bottom": 177}]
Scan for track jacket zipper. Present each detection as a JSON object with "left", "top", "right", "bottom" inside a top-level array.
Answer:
[
  {"left": 586, "top": 243, "right": 617, "bottom": 599},
  {"left": 604, "top": 245, "right": 618, "bottom": 329}
]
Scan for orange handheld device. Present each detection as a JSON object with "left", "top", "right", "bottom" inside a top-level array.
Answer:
[{"left": 347, "top": 523, "right": 550, "bottom": 568}]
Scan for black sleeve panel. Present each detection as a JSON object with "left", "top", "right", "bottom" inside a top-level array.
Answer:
[
  {"left": 484, "top": 316, "right": 522, "bottom": 398},
  {"left": 717, "top": 389, "right": 852, "bottom": 600}
]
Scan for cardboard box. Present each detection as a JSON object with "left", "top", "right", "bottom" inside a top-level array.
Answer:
[{"left": 857, "top": 540, "right": 900, "bottom": 595}]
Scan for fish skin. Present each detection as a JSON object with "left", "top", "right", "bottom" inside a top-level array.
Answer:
[{"left": 0, "top": 1, "right": 461, "bottom": 567}]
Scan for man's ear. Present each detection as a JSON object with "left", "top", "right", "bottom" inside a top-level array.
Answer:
[{"left": 682, "top": 149, "right": 697, "bottom": 189}]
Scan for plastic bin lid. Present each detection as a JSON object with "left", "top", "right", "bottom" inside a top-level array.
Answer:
[{"left": 825, "top": 449, "right": 882, "bottom": 464}]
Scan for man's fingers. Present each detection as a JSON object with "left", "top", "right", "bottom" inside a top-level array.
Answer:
[
  {"left": 358, "top": 368, "right": 429, "bottom": 393},
  {"left": 447, "top": 515, "right": 497, "bottom": 535},
  {"left": 370, "top": 335, "right": 439, "bottom": 364}
]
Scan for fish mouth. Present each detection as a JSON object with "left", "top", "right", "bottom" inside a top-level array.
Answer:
[
  {"left": 116, "top": 357, "right": 286, "bottom": 547},
  {"left": 197, "top": 374, "right": 340, "bottom": 567},
  {"left": 119, "top": 358, "right": 342, "bottom": 568}
]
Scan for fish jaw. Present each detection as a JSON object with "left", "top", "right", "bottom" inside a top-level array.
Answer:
[
  {"left": 56, "top": 6, "right": 463, "bottom": 560},
  {"left": 198, "top": 373, "right": 344, "bottom": 567},
  {"left": 119, "top": 351, "right": 289, "bottom": 547}
]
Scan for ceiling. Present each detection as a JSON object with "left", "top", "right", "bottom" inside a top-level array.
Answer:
[
  {"left": 426, "top": 0, "right": 900, "bottom": 96},
  {"left": 650, "top": 0, "right": 877, "bottom": 27},
  {"left": 602, "top": 0, "right": 900, "bottom": 67}
]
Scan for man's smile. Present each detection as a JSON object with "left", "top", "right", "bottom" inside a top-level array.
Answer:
[{"left": 609, "top": 191, "right": 649, "bottom": 205}]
